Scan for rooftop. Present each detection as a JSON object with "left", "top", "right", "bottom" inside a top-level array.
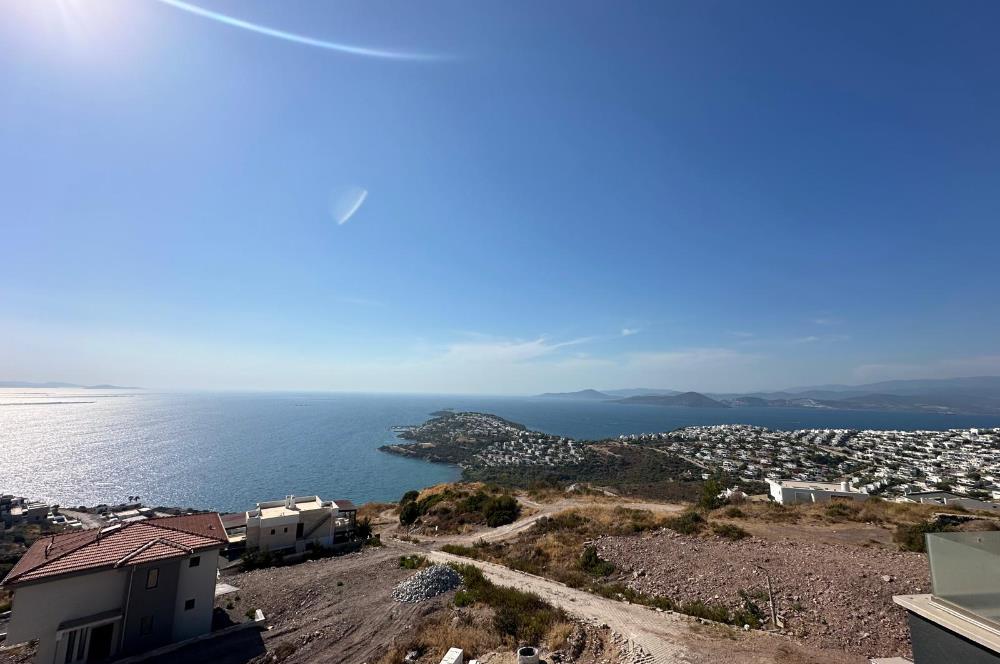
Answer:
[
  {"left": 771, "top": 479, "right": 862, "bottom": 492},
  {"left": 1, "top": 513, "right": 227, "bottom": 587}
]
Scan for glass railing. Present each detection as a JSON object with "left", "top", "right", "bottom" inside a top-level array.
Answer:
[{"left": 928, "top": 531, "right": 1000, "bottom": 626}]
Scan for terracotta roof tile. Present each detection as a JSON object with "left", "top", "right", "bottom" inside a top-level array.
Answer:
[{"left": 1, "top": 513, "right": 226, "bottom": 586}]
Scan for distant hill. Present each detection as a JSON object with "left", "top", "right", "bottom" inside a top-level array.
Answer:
[
  {"left": 0, "top": 381, "right": 140, "bottom": 389},
  {"left": 535, "top": 376, "right": 1000, "bottom": 414},
  {"left": 615, "top": 391, "right": 730, "bottom": 408},
  {"left": 784, "top": 376, "right": 1000, "bottom": 398},
  {"left": 601, "top": 388, "right": 680, "bottom": 398},
  {"left": 537, "top": 389, "right": 613, "bottom": 400}
]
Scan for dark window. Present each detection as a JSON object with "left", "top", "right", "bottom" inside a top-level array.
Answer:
[
  {"left": 283, "top": 527, "right": 288, "bottom": 533},
  {"left": 140, "top": 616, "right": 154, "bottom": 636},
  {"left": 270, "top": 529, "right": 275, "bottom": 535},
  {"left": 189, "top": 556, "right": 201, "bottom": 568},
  {"left": 146, "top": 568, "right": 159, "bottom": 589},
  {"left": 296, "top": 522, "right": 304, "bottom": 538},
  {"left": 64, "top": 630, "right": 76, "bottom": 664},
  {"left": 184, "top": 598, "right": 196, "bottom": 611}
]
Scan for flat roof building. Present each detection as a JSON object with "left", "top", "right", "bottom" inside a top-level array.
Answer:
[{"left": 768, "top": 479, "right": 869, "bottom": 505}]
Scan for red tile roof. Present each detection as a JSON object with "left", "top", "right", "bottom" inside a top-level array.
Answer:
[{"left": 2, "top": 513, "right": 227, "bottom": 587}]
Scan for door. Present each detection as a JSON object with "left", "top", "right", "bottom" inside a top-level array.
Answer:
[{"left": 87, "top": 623, "right": 114, "bottom": 663}]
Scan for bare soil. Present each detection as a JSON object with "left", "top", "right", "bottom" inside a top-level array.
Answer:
[{"left": 596, "top": 527, "right": 929, "bottom": 660}]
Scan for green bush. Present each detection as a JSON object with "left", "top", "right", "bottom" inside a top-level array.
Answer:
[
  {"left": 355, "top": 516, "right": 373, "bottom": 540},
  {"left": 399, "top": 555, "right": 427, "bottom": 569},
  {"left": 400, "top": 490, "right": 420, "bottom": 504},
  {"left": 399, "top": 501, "right": 421, "bottom": 525},
  {"left": 579, "top": 546, "right": 616, "bottom": 576},
  {"left": 894, "top": 521, "right": 953, "bottom": 552},
  {"left": 482, "top": 495, "right": 520, "bottom": 527},
  {"left": 711, "top": 522, "right": 750, "bottom": 541},
  {"left": 665, "top": 510, "right": 706, "bottom": 535},
  {"left": 699, "top": 479, "right": 726, "bottom": 510}
]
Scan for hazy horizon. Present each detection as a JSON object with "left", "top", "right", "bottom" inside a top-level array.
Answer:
[{"left": 3, "top": 1, "right": 999, "bottom": 394}]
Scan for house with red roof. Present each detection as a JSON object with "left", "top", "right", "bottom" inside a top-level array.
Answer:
[{"left": 1, "top": 513, "right": 228, "bottom": 664}]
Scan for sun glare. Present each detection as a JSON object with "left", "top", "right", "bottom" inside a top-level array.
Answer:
[{"left": 5, "top": 0, "right": 136, "bottom": 57}]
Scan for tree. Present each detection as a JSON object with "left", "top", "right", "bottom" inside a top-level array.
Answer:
[
  {"left": 399, "top": 501, "right": 421, "bottom": 525},
  {"left": 699, "top": 478, "right": 725, "bottom": 510}
]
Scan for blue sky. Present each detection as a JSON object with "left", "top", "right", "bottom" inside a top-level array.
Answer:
[{"left": 2, "top": 0, "right": 999, "bottom": 393}]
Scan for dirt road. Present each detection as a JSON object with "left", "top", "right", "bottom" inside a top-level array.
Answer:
[{"left": 416, "top": 547, "right": 862, "bottom": 664}]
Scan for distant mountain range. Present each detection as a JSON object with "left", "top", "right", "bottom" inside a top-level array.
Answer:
[
  {"left": 0, "top": 381, "right": 140, "bottom": 390},
  {"left": 535, "top": 376, "right": 1000, "bottom": 415}
]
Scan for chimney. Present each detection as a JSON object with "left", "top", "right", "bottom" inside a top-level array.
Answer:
[
  {"left": 286, "top": 495, "right": 295, "bottom": 509},
  {"left": 840, "top": 481, "right": 850, "bottom": 492}
]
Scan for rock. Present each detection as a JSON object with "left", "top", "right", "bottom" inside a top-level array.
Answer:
[{"left": 391, "top": 565, "right": 462, "bottom": 603}]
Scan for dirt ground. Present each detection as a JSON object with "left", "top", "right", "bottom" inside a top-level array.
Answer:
[
  {"left": 596, "top": 527, "right": 928, "bottom": 660},
  {"left": 217, "top": 547, "right": 452, "bottom": 664}
]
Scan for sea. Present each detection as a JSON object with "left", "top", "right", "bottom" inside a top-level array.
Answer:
[{"left": 3, "top": 388, "right": 1000, "bottom": 514}]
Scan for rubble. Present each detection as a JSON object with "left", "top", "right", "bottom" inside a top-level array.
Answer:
[{"left": 392, "top": 564, "right": 462, "bottom": 603}]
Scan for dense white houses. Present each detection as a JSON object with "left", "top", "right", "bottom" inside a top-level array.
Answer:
[{"left": 1, "top": 513, "right": 227, "bottom": 664}]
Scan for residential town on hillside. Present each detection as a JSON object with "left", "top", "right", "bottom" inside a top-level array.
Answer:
[
  {"left": 390, "top": 412, "right": 1000, "bottom": 501},
  {"left": 623, "top": 424, "right": 1000, "bottom": 499}
]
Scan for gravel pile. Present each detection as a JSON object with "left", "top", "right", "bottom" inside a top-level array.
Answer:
[
  {"left": 596, "top": 529, "right": 929, "bottom": 659},
  {"left": 391, "top": 564, "right": 462, "bottom": 603}
]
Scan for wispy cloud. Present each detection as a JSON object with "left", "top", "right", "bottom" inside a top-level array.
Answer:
[
  {"left": 621, "top": 327, "right": 640, "bottom": 337},
  {"left": 810, "top": 316, "right": 842, "bottom": 326},
  {"left": 154, "top": 0, "right": 448, "bottom": 61},
  {"left": 332, "top": 187, "right": 368, "bottom": 225}
]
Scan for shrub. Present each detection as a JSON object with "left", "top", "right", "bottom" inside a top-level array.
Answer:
[
  {"left": 399, "top": 501, "right": 421, "bottom": 525},
  {"left": 450, "top": 563, "right": 565, "bottom": 645},
  {"left": 825, "top": 501, "right": 862, "bottom": 520},
  {"left": 399, "top": 555, "right": 427, "bottom": 569},
  {"left": 665, "top": 510, "right": 706, "bottom": 535},
  {"left": 894, "top": 521, "right": 953, "bottom": 552},
  {"left": 699, "top": 479, "right": 726, "bottom": 510},
  {"left": 722, "top": 506, "right": 745, "bottom": 518},
  {"left": 578, "top": 546, "right": 616, "bottom": 576},
  {"left": 711, "top": 522, "right": 750, "bottom": 541},
  {"left": 400, "top": 490, "right": 420, "bottom": 504},
  {"left": 483, "top": 495, "right": 520, "bottom": 527},
  {"left": 355, "top": 516, "right": 373, "bottom": 540}
]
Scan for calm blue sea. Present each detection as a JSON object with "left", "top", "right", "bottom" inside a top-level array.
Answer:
[{"left": 3, "top": 389, "right": 999, "bottom": 513}]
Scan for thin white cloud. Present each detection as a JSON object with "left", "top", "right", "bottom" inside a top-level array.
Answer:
[
  {"left": 621, "top": 327, "right": 640, "bottom": 337},
  {"left": 332, "top": 187, "right": 368, "bottom": 225},
  {"left": 154, "top": 0, "right": 447, "bottom": 61}
]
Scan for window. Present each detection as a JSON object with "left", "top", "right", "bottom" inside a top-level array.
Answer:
[
  {"left": 283, "top": 527, "right": 288, "bottom": 533},
  {"left": 64, "top": 630, "right": 77, "bottom": 664},
  {"left": 189, "top": 556, "right": 201, "bottom": 568},
  {"left": 146, "top": 568, "right": 159, "bottom": 589},
  {"left": 184, "top": 598, "right": 196, "bottom": 611},
  {"left": 270, "top": 529, "right": 275, "bottom": 535},
  {"left": 140, "top": 616, "right": 154, "bottom": 636}
]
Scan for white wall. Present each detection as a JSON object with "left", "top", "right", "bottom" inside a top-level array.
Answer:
[
  {"left": 6, "top": 568, "right": 127, "bottom": 664},
  {"left": 171, "top": 550, "right": 220, "bottom": 642}
]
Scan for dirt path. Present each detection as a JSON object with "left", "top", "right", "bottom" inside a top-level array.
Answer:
[
  {"left": 424, "top": 547, "right": 691, "bottom": 663},
  {"left": 415, "top": 547, "right": 862, "bottom": 664},
  {"left": 417, "top": 496, "right": 685, "bottom": 546}
]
